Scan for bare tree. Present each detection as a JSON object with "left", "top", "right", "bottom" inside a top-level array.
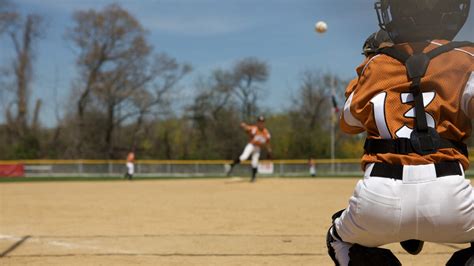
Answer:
[
  {"left": 287, "top": 70, "right": 347, "bottom": 158},
  {"left": 0, "top": 0, "right": 16, "bottom": 116},
  {"left": 4, "top": 14, "right": 44, "bottom": 139},
  {"left": 0, "top": 0, "right": 17, "bottom": 35},
  {"left": 292, "top": 71, "right": 333, "bottom": 130},
  {"left": 232, "top": 57, "right": 269, "bottom": 121},
  {"left": 187, "top": 69, "right": 244, "bottom": 158},
  {"left": 67, "top": 4, "right": 191, "bottom": 158},
  {"left": 66, "top": 4, "right": 150, "bottom": 157},
  {"left": 129, "top": 53, "right": 191, "bottom": 150}
]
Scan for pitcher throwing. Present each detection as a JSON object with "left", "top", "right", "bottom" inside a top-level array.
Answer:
[{"left": 226, "top": 116, "right": 272, "bottom": 182}]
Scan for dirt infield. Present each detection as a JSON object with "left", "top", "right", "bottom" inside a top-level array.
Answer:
[{"left": 0, "top": 178, "right": 470, "bottom": 265}]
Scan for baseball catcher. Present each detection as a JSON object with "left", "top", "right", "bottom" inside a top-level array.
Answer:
[
  {"left": 327, "top": 0, "right": 473, "bottom": 265},
  {"left": 226, "top": 116, "right": 272, "bottom": 182}
]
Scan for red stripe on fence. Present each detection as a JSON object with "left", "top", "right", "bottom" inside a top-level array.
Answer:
[{"left": 0, "top": 164, "right": 25, "bottom": 177}]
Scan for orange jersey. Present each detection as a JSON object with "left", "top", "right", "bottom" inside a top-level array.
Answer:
[
  {"left": 244, "top": 125, "right": 271, "bottom": 147},
  {"left": 126, "top": 152, "right": 135, "bottom": 163},
  {"left": 341, "top": 40, "right": 474, "bottom": 169}
]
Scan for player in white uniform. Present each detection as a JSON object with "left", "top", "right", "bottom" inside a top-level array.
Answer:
[
  {"left": 326, "top": 1, "right": 473, "bottom": 265},
  {"left": 226, "top": 116, "right": 272, "bottom": 182},
  {"left": 308, "top": 158, "right": 317, "bottom": 177},
  {"left": 125, "top": 151, "right": 135, "bottom": 180}
]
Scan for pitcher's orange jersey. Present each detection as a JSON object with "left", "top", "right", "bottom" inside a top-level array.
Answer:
[
  {"left": 341, "top": 40, "right": 474, "bottom": 169},
  {"left": 244, "top": 125, "right": 271, "bottom": 147},
  {"left": 126, "top": 152, "right": 135, "bottom": 163}
]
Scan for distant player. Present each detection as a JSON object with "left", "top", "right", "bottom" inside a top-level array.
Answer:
[
  {"left": 125, "top": 151, "right": 135, "bottom": 180},
  {"left": 308, "top": 158, "right": 317, "bottom": 177},
  {"left": 226, "top": 116, "right": 272, "bottom": 182}
]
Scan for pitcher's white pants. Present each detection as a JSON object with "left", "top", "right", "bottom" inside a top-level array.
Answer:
[
  {"left": 239, "top": 143, "right": 260, "bottom": 168},
  {"left": 335, "top": 163, "right": 473, "bottom": 247},
  {"left": 126, "top": 162, "right": 134, "bottom": 175}
]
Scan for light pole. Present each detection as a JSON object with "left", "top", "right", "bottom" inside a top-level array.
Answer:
[{"left": 330, "top": 76, "right": 336, "bottom": 175}]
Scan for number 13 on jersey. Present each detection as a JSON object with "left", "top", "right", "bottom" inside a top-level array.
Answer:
[{"left": 370, "top": 91, "right": 436, "bottom": 139}]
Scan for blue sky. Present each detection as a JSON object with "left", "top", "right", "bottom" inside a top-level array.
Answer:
[{"left": 1, "top": 0, "right": 473, "bottom": 127}]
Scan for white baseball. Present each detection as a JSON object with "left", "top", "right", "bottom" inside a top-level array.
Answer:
[{"left": 315, "top": 21, "right": 327, "bottom": 33}]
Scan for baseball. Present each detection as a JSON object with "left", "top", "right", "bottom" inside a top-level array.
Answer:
[{"left": 315, "top": 21, "right": 327, "bottom": 34}]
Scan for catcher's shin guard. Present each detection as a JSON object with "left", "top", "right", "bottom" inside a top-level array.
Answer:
[
  {"left": 349, "top": 244, "right": 401, "bottom": 266},
  {"left": 327, "top": 210, "right": 350, "bottom": 266},
  {"left": 446, "top": 243, "right": 474, "bottom": 266},
  {"left": 327, "top": 209, "right": 401, "bottom": 266},
  {"left": 326, "top": 226, "right": 342, "bottom": 266},
  {"left": 400, "top": 239, "right": 424, "bottom": 255}
]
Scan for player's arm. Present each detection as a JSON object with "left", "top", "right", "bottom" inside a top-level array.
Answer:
[{"left": 240, "top": 122, "right": 250, "bottom": 131}]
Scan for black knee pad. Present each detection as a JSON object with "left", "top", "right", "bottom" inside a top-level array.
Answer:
[
  {"left": 446, "top": 245, "right": 474, "bottom": 266},
  {"left": 329, "top": 209, "right": 345, "bottom": 241},
  {"left": 349, "top": 244, "right": 401, "bottom": 266}
]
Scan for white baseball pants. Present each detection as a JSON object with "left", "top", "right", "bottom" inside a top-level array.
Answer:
[
  {"left": 239, "top": 143, "right": 261, "bottom": 168},
  {"left": 335, "top": 163, "right": 473, "bottom": 247},
  {"left": 126, "top": 162, "right": 134, "bottom": 175}
]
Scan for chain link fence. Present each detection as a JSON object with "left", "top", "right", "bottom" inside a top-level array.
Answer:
[
  {"left": 3, "top": 159, "right": 472, "bottom": 179},
  {"left": 14, "top": 159, "right": 363, "bottom": 178}
]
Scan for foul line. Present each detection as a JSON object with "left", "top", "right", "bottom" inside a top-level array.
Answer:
[
  {"left": 3, "top": 252, "right": 324, "bottom": 258},
  {"left": 0, "top": 235, "right": 30, "bottom": 258},
  {"left": 22, "top": 233, "right": 322, "bottom": 238},
  {"left": 0, "top": 234, "right": 139, "bottom": 257}
]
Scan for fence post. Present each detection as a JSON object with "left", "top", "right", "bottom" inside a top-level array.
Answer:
[
  {"left": 78, "top": 160, "right": 83, "bottom": 177},
  {"left": 279, "top": 161, "right": 284, "bottom": 177},
  {"left": 108, "top": 161, "right": 112, "bottom": 177}
]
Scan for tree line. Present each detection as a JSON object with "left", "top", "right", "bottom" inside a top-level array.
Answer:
[{"left": 0, "top": 1, "right": 365, "bottom": 160}]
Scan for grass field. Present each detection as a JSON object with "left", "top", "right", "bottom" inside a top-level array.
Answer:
[{"left": 0, "top": 177, "right": 470, "bottom": 265}]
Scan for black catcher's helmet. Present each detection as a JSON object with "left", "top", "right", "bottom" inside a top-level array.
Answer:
[
  {"left": 257, "top": 115, "right": 265, "bottom": 122},
  {"left": 363, "top": 29, "right": 392, "bottom": 56},
  {"left": 375, "top": 0, "right": 470, "bottom": 43}
]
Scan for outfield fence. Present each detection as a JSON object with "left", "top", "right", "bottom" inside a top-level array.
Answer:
[
  {"left": 1, "top": 159, "right": 473, "bottom": 178},
  {"left": 0, "top": 159, "right": 365, "bottom": 178}
]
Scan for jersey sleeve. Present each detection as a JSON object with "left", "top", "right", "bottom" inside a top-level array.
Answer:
[
  {"left": 339, "top": 58, "right": 372, "bottom": 135},
  {"left": 461, "top": 71, "right": 474, "bottom": 118}
]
